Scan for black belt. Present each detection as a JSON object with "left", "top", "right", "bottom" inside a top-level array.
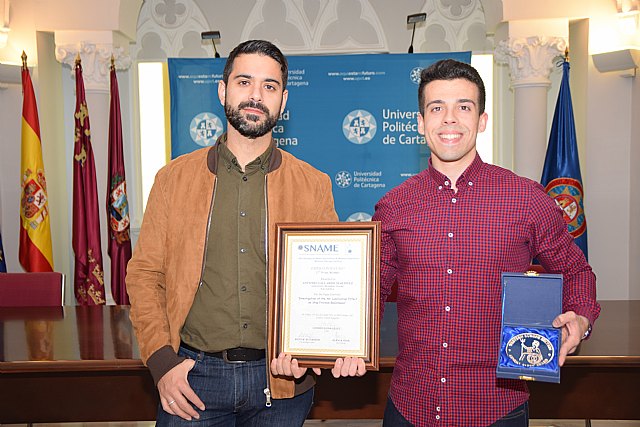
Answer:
[{"left": 180, "top": 342, "right": 265, "bottom": 363}]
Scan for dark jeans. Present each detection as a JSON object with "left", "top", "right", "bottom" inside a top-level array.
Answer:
[
  {"left": 382, "top": 396, "right": 529, "bottom": 427},
  {"left": 156, "top": 345, "right": 313, "bottom": 426}
]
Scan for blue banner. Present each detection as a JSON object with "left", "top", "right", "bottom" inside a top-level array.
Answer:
[
  {"left": 541, "top": 60, "right": 588, "bottom": 259},
  {"left": 169, "top": 52, "right": 471, "bottom": 221}
]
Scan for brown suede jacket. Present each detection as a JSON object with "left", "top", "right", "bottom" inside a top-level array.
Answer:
[{"left": 126, "top": 140, "right": 338, "bottom": 400}]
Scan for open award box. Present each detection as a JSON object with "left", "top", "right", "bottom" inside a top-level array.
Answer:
[{"left": 497, "top": 272, "right": 563, "bottom": 383}]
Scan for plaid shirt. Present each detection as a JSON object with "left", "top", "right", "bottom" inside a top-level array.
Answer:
[{"left": 372, "top": 154, "right": 599, "bottom": 427}]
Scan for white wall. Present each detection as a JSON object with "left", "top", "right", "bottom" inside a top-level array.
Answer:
[{"left": 0, "top": 83, "right": 23, "bottom": 271}]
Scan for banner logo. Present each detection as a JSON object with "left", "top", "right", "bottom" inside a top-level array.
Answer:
[
  {"left": 343, "top": 110, "right": 377, "bottom": 144},
  {"left": 190, "top": 112, "right": 223, "bottom": 147},
  {"left": 298, "top": 244, "right": 338, "bottom": 253},
  {"left": 410, "top": 67, "right": 423, "bottom": 85},
  {"left": 544, "top": 177, "right": 586, "bottom": 238},
  {"left": 347, "top": 212, "right": 372, "bottom": 222},
  {"left": 335, "top": 171, "right": 352, "bottom": 188}
]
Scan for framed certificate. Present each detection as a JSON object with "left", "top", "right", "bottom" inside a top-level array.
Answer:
[{"left": 270, "top": 222, "right": 380, "bottom": 370}]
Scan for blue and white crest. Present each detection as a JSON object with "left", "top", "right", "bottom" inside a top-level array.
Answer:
[
  {"left": 410, "top": 67, "right": 423, "bottom": 85},
  {"left": 190, "top": 112, "right": 224, "bottom": 147},
  {"left": 342, "top": 110, "right": 377, "bottom": 144},
  {"left": 335, "top": 171, "right": 352, "bottom": 188},
  {"left": 347, "top": 212, "right": 372, "bottom": 222}
]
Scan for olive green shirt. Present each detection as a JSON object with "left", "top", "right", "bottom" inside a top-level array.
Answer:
[{"left": 180, "top": 141, "right": 272, "bottom": 352}]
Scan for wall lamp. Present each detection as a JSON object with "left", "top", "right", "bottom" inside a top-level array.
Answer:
[
  {"left": 592, "top": 48, "right": 639, "bottom": 77},
  {"left": 407, "top": 13, "right": 426, "bottom": 54},
  {"left": 201, "top": 30, "right": 221, "bottom": 58}
]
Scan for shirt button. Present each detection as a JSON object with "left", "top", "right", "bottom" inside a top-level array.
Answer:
[
  {"left": 240, "top": 211, "right": 247, "bottom": 217},
  {"left": 443, "top": 342, "right": 448, "bottom": 348},
  {"left": 445, "top": 306, "right": 451, "bottom": 312},
  {"left": 447, "top": 232, "right": 453, "bottom": 238},
  {"left": 240, "top": 248, "right": 247, "bottom": 254},
  {"left": 241, "top": 285, "right": 247, "bottom": 291},
  {"left": 451, "top": 198, "right": 457, "bottom": 203},
  {"left": 242, "top": 176, "right": 248, "bottom": 182},
  {"left": 437, "top": 406, "right": 441, "bottom": 411},
  {"left": 468, "top": 181, "right": 473, "bottom": 186},
  {"left": 447, "top": 269, "right": 452, "bottom": 274},
  {"left": 436, "top": 415, "right": 441, "bottom": 420},
  {"left": 441, "top": 377, "right": 446, "bottom": 383},
  {"left": 438, "top": 185, "right": 443, "bottom": 190},
  {"left": 243, "top": 323, "right": 248, "bottom": 329},
  {"left": 444, "top": 180, "right": 449, "bottom": 186}
]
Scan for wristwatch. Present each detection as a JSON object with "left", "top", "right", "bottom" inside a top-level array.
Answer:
[{"left": 581, "top": 323, "right": 592, "bottom": 341}]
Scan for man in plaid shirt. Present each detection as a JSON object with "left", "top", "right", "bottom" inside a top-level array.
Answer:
[{"left": 372, "top": 59, "right": 600, "bottom": 426}]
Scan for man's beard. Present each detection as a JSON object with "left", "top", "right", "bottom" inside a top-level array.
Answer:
[{"left": 225, "top": 100, "right": 280, "bottom": 139}]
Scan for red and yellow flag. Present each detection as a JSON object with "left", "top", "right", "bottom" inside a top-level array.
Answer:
[{"left": 19, "top": 52, "right": 54, "bottom": 272}]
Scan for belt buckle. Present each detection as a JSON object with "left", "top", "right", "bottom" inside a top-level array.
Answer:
[{"left": 222, "top": 349, "right": 245, "bottom": 364}]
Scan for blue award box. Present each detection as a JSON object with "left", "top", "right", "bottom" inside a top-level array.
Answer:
[{"left": 497, "top": 272, "right": 563, "bottom": 383}]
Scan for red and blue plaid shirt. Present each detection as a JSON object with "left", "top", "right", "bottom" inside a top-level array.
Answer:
[{"left": 373, "top": 154, "right": 599, "bottom": 427}]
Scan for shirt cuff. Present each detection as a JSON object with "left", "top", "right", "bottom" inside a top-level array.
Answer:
[
  {"left": 146, "top": 345, "right": 186, "bottom": 385},
  {"left": 572, "top": 306, "right": 598, "bottom": 329}
]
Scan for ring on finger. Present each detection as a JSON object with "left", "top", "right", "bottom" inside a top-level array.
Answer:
[{"left": 168, "top": 400, "right": 176, "bottom": 405}]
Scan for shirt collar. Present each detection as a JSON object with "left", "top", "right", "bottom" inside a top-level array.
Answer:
[
  {"left": 208, "top": 133, "right": 283, "bottom": 175},
  {"left": 426, "top": 152, "right": 484, "bottom": 187},
  {"left": 217, "top": 138, "right": 274, "bottom": 176}
]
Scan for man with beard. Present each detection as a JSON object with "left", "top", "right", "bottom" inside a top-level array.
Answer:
[{"left": 127, "top": 40, "right": 364, "bottom": 426}]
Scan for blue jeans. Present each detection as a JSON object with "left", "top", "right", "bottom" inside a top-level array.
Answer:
[
  {"left": 382, "top": 396, "right": 529, "bottom": 427},
  {"left": 156, "top": 346, "right": 314, "bottom": 426},
  {"left": 490, "top": 402, "right": 529, "bottom": 427}
]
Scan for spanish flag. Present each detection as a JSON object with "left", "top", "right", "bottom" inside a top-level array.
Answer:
[{"left": 19, "top": 52, "right": 54, "bottom": 272}]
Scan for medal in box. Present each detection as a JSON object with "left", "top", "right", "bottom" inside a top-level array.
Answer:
[{"left": 497, "top": 271, "right": 562, "bottom": 383}]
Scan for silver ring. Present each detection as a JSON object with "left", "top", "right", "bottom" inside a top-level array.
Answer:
[{"left": 168, "top": 400, "right": 175, "bottom": 406}]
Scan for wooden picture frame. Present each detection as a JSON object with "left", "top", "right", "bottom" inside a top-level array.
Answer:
[{"left": 270, "top": 222, "right": 380, "bottom": 370}]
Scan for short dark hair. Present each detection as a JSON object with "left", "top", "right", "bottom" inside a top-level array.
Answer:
[
  {"left": 222, "top": 40, "right": 288, "bottom": 88},
  {"left": 418, "top": 59, "right": 485, "bottom": 115}
]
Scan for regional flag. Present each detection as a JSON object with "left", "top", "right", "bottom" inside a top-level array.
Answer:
[
  {"left": 72, "top": 56, "right": 106, "bottom": 305},
  {"left": 541, "top": 58, "right": 588, "bottom": 259},
  {"left": 107, "top": 60, "right": 132, "bottom": 305},
  {"left": 19, "top": 53, "right": 54, "bottom": 272}
]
